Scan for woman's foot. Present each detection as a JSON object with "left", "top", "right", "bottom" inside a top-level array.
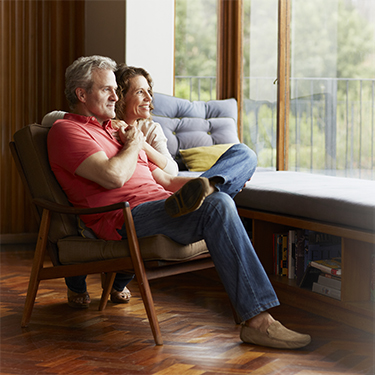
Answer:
[
  {"left": 67, "top": 289, "right": 91, "bottom": 309},
  {"left": 110, "top": 286, "right": 132, "bottom": 303},
  {"left": 240, "top": 312, "right": 311, "bottom": 349}
]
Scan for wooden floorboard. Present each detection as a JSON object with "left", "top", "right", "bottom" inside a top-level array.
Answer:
[{"left": 1, "top": 244, "right": 374, "bottom": 375}]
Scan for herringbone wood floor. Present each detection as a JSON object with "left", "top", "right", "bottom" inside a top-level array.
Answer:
[{"left": 1, "top": 244, "right": 374, "bottom": 375}]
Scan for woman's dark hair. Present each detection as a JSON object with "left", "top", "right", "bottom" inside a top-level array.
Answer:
[{"left": 115, "top": 64, "right": 154, "bottom": 121}]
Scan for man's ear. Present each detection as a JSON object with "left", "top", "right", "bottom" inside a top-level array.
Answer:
[{"left": 75, "top": 88, "right": 87, "bottom": 103}]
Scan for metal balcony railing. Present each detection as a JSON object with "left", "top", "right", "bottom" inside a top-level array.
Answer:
[{"left": 175, "top": 75, "right": 375, "bottom": 180}]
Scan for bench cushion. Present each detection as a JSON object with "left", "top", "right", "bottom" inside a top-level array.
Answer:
[{"left": 235, "top": 170, "right": 375, "bottom": 232}]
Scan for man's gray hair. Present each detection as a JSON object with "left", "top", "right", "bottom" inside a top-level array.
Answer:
[{"left": 65, "top": 55, "right": 117, "bottom": 109}]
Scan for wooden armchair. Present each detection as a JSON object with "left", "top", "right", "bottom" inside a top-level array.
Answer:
[{"left": 9, "top": 123, "right": 215, "bottom": 345}]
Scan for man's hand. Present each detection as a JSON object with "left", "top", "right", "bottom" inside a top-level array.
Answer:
[{"left": 118, "top": 124, "right": 145, "bottom": 150}]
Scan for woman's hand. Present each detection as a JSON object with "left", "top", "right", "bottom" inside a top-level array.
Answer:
[{"left": 111, "top": 120, "right": 128, "bottom": 143}]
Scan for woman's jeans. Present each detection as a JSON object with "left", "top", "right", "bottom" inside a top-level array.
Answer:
[{"left": 66, "top": 144, "right": 279, "bottom": 321}]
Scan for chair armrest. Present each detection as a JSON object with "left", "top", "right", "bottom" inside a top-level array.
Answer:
[{"left": 32, "top": 198, "right": 129, "bottom": 215}]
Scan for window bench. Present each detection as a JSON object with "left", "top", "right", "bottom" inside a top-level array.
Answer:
[{"left": 235, "top": 170, "right": 375, "bottom": 333}]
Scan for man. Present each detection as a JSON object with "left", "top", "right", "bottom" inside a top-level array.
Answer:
[{"left": 47, "top": 55, "right": 311, "bottom": 349}]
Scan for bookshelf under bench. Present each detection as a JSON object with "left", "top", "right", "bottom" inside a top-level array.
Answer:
[{"left": 237, "top": 207, "right": 375, "bottom": 334}]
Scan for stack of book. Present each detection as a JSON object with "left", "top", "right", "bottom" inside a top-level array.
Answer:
[
  {"left": 310, "top": 258, "right": 342, "bottom": 300},
  {"left": 272, "top": 229, "right": 341, "bottom": 285}
]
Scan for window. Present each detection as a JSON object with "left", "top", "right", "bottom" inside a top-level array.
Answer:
[
  {"left": 175, "top": 0, "right": 375, "bottom": 179},
  {"left": 243, "top": 0, "right": 375, "bottom": 179},
  {"left": 175, "top": 0, "right": 217, "bottom": 100}
]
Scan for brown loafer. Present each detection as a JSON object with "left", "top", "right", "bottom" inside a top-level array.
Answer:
[
  {"left": 240, "top": 321, "right": 311, "bottom": 349},
  {"left": 110, "top": 287, "right": 131, "bottom": 304},
  {"left": 165, "top": 177, "right": 211, "bottom": 218},
  {"left": 67, "top": 289, "right": 91, "bottom": 309}
]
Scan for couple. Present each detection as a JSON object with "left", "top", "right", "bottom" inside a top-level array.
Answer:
[{"left": 47, "top": 55, "right": 311, "bottom": 350}]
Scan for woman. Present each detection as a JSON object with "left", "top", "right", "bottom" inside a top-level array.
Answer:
[
  {"left": 42, "top": 65, "right": 178, "bottom": 308},
  {"left": 114, "top": 64, "right": 178, "bottom": 176}
]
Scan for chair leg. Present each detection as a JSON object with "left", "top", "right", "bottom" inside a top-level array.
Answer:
[
  {"left": 99, "top": 272, "right": 116, "bottom": 311},
  {"left": 123, "top": 206, "right": 163, "bottom": 345},
  {"left": 22, "top": 209, "right": 51, "bottom": 327}
]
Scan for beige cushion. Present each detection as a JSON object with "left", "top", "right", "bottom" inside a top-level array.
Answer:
[{"left": 58, "top": 235, "right": 208, "bottom": 264}]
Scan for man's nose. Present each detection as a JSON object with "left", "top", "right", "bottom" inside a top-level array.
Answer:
[{"left": 110, "top": 89, "right": 118, "bottom": 101}]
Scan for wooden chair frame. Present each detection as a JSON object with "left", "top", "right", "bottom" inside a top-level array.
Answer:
[{"left": 10, "top": 140, "right": 215, "bottom": 346}]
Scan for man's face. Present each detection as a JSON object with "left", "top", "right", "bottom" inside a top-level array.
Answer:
[{"left": 78, "top": 69, "right": 118, "bottom": 124}]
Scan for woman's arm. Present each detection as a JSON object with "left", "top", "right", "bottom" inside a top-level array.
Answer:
[
  {"left": 151, "top": 168, "right": 193, "bottom": 193},
  {"left": 138, "top": 119, "right": 179, "bottom": 176}
]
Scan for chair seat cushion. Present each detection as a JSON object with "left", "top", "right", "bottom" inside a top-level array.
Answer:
[{"left": 58, "top": 234, "right": 208, "bottom": 264}]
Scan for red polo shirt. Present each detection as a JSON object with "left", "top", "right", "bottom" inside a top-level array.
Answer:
[{"left": 47, "top": 113, "right": 171, "bottom": 240}]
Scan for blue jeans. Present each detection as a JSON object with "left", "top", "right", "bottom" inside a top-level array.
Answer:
[{"left": 66, "top": 144, "right": 280, "bottom": 320}]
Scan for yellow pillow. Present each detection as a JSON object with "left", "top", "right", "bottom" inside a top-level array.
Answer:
[{"left": 179, "top": 144, "right": 235, "bottom": 172}]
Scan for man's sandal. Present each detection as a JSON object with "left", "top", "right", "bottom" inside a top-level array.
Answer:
[
  {"left": 164, "top": 177, "right": 211, "bottom": 218},
  {"left": 67, "top": 289, "right": 91, "bottom": 309},
  {"left": 110, "top": 286, "right": 132, "bottom": 304}
]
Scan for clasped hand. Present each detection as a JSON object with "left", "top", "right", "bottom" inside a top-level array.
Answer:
[{"left": 112, "top": 120, "right": 145, "bottom": 149}]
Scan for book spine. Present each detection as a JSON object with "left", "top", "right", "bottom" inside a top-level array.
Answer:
[
  {"left": 276, "top": 234, "right": 282, "bottom": 276},
  {"left": 312, "top": 282, "right": 341, "bottom": 300},
  {"left": 371, "top": 253, "right": 375, "bottom": 303},
  {"left": 310, "top": 261, "right": 341, "bottom": 276},
  {"left": 288, "top": 230, "right": 296, "bottom": 279},
  {"left": 272, "top": 233, "right": 277, "bottom": 275},
  {"left": 295, "top": 229, "right": 305, "bottom": 285},
  {"left": 317, "top": 274, "right": 341, "bottom": 290},
  {"left": 281, "top": 234, "right": 288, "bottom": 276}
]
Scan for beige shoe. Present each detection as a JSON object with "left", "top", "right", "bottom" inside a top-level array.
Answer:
[
  {"left": 164, "top": 177, "right": 211, "bottom": 218},
  {"left": 67, "top": 289, "right": 91, "bottom": 309},
  {"left": 110, "top": 286, "right": 131, "bottom": 304},
  {"left": 240, "top": 321, "right": 311, "bottom": 349}
]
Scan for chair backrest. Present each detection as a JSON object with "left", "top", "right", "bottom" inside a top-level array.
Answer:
[{"left": 12, "top": 124, "right": 78, "bottom": 243}]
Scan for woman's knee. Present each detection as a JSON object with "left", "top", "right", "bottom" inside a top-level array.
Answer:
[{"left": 231, "top": 143, "right": 257, "bottom": 166}]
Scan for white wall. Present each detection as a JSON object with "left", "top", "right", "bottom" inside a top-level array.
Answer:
[{"left": 125, "top": 0, "right": 175, "bottom": 95}]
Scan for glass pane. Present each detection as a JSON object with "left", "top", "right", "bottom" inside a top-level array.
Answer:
[
  {"left": 175, "top": 0, "right": 217, "bottom": 101},
  {"left": 289, "top": 0, "right": 375, "bottom": 180},
  {"left": 243, "top": 0, "right": 279, "bottom": 170}
]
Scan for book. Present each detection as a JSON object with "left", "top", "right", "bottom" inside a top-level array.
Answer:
[
  {"left": 288, "top": 230, "right": 296, "bottom": 279},
  {"left": 295, "top": 229, "right": 306, "bottom": 285},
  {"left": 312, "top": 282, "right": 341, "bottom": 300},
  {"left": 317, "top": 274, "right": 341, "bottom": 290},
  {"left": 371, "top": 253, "right": 375, "bottom": 303},
  {"left": 274, "top": 233, "right": 284, "bottom": 276},
  {"left": 299, "top": 263, "right": 321, "bottom": 288},
  {"left": 310, "top": 258, "right": 342, "bottom": 276},
  {"left": 304, "top": 231, "right": 341, "bottom": 271},
  {"left": 281, "top": 234, "right": 288, "bottom": 276}
]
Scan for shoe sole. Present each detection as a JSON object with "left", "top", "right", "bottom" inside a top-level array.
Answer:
[{"left": 164, "top": 177, "right": 210, "bottom": 218}]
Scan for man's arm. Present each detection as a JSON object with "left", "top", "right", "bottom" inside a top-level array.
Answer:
[{"left": 75, "top": 125, "right": 144, "bottom": 190}]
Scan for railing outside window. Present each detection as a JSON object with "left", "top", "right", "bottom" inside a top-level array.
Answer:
[{"left": 175, "top": 75, "right": 375, "bottom": 180}]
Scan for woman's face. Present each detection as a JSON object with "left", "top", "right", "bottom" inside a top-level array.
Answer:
[{"left": 122, "top": 75, "right": 152, "bottom": 125}]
